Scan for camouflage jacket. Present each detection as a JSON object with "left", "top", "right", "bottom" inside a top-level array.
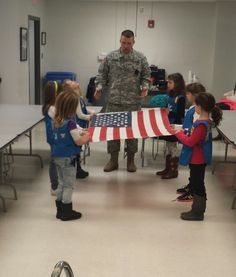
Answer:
[{"left": 95, "top": 48, "right": 150, "bottom": 106}]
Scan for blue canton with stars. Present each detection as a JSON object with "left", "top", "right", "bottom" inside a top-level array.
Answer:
[{"left": 90, "top": 112, "right": 131, "bottom": 128}]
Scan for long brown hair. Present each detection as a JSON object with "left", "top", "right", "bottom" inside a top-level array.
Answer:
[
  {"left": 168, "top": 73, "right": 185, "bottom": 97},
  {"left": 54, "top": 91, "right": 79, "bottom": 128},
  {"left": 186, "top": 82, "right": 206, "bottom": 96},
  {"left": 195, "top": 92, "right": 223, "bottom": 127},
  {"left": 42, "top": 81, "right": 58, "bottom": 115}
]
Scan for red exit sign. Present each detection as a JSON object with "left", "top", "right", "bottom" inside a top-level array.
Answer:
[{"left": 148, "top": 20, "right": 155, "bottom": 28}]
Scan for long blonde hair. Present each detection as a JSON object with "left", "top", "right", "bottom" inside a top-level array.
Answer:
[{"left": 54, "top": 91, "right": 79, "bottom": 128}]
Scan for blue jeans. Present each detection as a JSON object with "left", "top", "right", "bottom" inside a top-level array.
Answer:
[{"left": 54, "top": 156, "right": 76, "bottom": 203}]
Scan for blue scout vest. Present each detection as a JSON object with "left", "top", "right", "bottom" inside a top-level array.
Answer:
[
  {"left": 76, "top": 97, "right": 88, "bottom": 129},
  {"left": 179, "top": 120, "right": 212, "bottom": 166},
  {"left": 182, "top": 106, "right": 195, "bottom": 130},
  {"left": 167, "top": 95, "right": 185, "bottom": 124},
  {"left": 44, "top": 113, "right": 54, "bottom": 145},
  {"left": 52, "top": 119, "right": 80, "bottom": 157}
]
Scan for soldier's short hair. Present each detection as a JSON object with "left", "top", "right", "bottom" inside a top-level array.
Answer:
[{"left": 121, "top": 30, "right": 134, "bottom": 38}]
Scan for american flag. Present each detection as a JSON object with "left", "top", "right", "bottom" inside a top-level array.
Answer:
[{"left": 89, "top": 108, "right": 175, "bottom": 142}]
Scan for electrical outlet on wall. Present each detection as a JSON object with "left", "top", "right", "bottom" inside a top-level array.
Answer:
[{"left": 139, "top": 7, "right": 144, "bottom": 13}]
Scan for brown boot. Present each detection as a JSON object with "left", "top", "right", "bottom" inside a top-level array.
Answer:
[
  {"left": 161, "top": 157, "right": 179, "bottom": 179},
  {"left": 156, "top": 154, "right": 171, "bottom": 176},
  {"left": 104, "top": 152, "right": 119, "bottom": 172},
  {"left": 127, "top": 152, "right": 137, "bottom": 172}
]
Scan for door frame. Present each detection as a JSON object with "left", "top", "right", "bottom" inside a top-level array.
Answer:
[{"left": 28, "top": 15, "right": 41, "bottom": 104}]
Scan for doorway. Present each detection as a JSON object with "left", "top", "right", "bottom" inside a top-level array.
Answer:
[{"left": 28, "top": 16, "right": 41, "bottom": 105}]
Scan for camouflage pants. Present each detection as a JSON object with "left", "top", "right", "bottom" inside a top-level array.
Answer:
[{"left": 106, "top": 103, "right": 140, "bottom": 154}]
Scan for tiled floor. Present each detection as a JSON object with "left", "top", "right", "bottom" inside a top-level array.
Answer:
[{"left": 0, "top": 123, "right": 236, "bottom": 277}]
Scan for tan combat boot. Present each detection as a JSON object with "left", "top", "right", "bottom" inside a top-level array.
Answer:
[
  {"left": 104, "top": 152, "right": 119, "bottom": 172},
  {"left": 127, "top": 152, "right": 137, "bottom": 172}
]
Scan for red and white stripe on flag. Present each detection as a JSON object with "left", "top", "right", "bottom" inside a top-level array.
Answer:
[{"left": 89, "top": 108, "right": 175, "bottom": 142}]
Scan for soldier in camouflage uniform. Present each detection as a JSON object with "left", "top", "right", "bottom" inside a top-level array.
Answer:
[{"left": 94, "top": 30, "right": 150, "bottom": 172}]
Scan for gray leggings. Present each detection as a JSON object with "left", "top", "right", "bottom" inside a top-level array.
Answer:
[{"left": 165, "top": 141, "right": 178, "bottom": 157}]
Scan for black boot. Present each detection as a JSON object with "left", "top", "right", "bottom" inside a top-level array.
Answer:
[
  {"left": 60, "top": 202, "right": 82, "bottom": 221},
  {"left": 212, "top": 133, "right": 222, "bottom": 141},
  {"left": 55, "top": 200, "right": 62, "bottom": 219},
  {"left": 156, "top": 154, "right": 171, "bottom": 176},
  {"left": 76, "top": 169, "right": 89, "bottom": 179},
  {"left": 180, "top": 194, "right": 206, "bottom": 221},
  {"left": 176, "top": 178, "right": 191, "bottom": 194},
  {"left": 76, "top": 155, "right": 89, "bottom": 179}
]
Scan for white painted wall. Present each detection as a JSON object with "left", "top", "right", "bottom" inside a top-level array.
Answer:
[
  {"left": 133, "top": 2, "right": 217, "bottom": 90},
  {"left": 0, "top": 1, "right": 235, "bottom": 103},
  {"left": 0, "top": 0, "right": 46, "bottom": 104},
  {"left": 44, "top": 0, "right": 217, "bottom": 95},
  {"left": 212, "top": 2, "right": 236, "bottom": 99}
]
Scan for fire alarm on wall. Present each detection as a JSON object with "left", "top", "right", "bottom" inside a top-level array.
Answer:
[{"left": 148, "top": 19, "right": 155, "bottom": 28}]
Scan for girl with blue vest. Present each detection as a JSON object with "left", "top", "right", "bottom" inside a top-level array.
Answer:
[
  {"left": 176, "top": 83, "right": 206, "bottom": 202},
  {"left": 75, "top": 83, "right": 95, "bottom": 178},
  {"left": 156, "top": 73, "right": 185, "bottom": 179},
  {"left": 42, "top": 81, "right": 61, "bottom": 195},
  {"left": 173, "top": 92, "right": 222, "bottom": 221},
  {"left": 63, "top": 80, "right": 95, "bottom": 179},
  {"left": 53, "top": 91, "right": 90, "bottom": 221}
]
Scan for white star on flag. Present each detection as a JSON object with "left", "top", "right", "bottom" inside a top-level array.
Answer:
[{"left": 88, "top": 108, "right": 174, "bottom": 142}]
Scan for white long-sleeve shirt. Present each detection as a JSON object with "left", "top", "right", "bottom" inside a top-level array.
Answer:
[{"left": 76, "top": 97, "right": 95, "bottom": 121}]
